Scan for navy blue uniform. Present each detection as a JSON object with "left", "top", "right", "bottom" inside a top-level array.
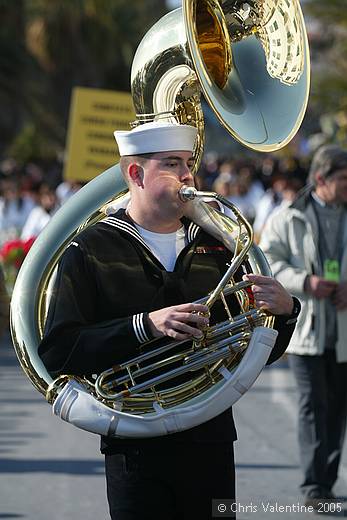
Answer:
[{"left": 39, "top": 209, "right": 297, "bottom": 519}]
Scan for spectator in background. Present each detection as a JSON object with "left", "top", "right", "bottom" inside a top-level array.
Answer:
[
  {"left": 198, "top": 151, "right": 220, "bottom": 190},
  {"left": 260, "top": 144, "right": 347, "bottom": 508},
  {"left": 253, "top": 171, "right": 306, "bottom": 242},
  {"left": 278, "top": 155, "right": 307, "bottom": 181},
  {"left": 21, "top": 183, "right": 59, "bottom": 240},
  {"left": 55, "top": 179, "right": 84, "bottom": 206},
  {"left": 0, "top": 178, "right": 35, "bottom": 245},
  {"left": 212, "top": 172, "right": 232, "bottom": 198},
  {"left": 279, "top": 175, "right": 306, "bottom": 206},
  {"left": 253, "top": 171, "right": 289, "bottom": 240},
  {"left": 226, "top": 164, "right": 264, "bottom": 223},
  {"left": 255, "top": 155, "right": 279, "bottom": 190}
]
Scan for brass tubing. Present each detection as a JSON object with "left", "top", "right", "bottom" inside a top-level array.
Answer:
[
  {"left": 103, "top": 328, "right": 251, "bottom": 392},
  {"left": 97, "top": 311, "right": 260, "bottom": 395},
  {"left": 102, "top": 348, "right": 194, "bottom": 390},
  {"left": 96, "top": 333, "right": 249, "bottom": 401},
  {"left": 104, "top": 347, "right": 233, "bottom": 401},
  {"left": 205, "top": 309, "right": 261, "bottom": 339},
  {"left": 179, "top": 186, "right": 254, "bottom": 309}
]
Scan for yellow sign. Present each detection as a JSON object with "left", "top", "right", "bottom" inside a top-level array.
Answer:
[{"left": 64, "top": 87, "right": 135, "bottom": 182}]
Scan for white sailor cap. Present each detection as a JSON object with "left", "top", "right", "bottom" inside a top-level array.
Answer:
[{"left": 114, "top": 121, "right": 197, "bottom": 156}]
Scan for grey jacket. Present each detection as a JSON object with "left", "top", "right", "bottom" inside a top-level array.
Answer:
[{"left": 260, "top": 189, "right": 347, "bottom": 362}]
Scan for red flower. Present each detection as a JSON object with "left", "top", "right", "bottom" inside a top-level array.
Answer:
[
  {"left": 0, "top": 237, "right": 36, "bottom": 269},
  {"left": 23, "top": 237, "right": 36, "bottom": 254}
]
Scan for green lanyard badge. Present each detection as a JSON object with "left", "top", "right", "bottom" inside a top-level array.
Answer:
[{"left": 324, "top": 259, "right": 340, "bottom": 282}]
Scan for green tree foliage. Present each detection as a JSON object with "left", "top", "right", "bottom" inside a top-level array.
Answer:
[
  {"left": 305, "top": 0, "right": 347, "bottom": 142},
  {"left": 0, "top": 1, "right": 28, "bottom": 147},
  {"left": 0, "top": 0, "right": 168, "bottom": 162}
]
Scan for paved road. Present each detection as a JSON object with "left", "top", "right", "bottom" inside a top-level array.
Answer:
[
  {"left": 0, "top": 332, "right": 108, "bottom": 520},
  {"left": 0, "top": 332, "right": 346, "bottom": 519}
]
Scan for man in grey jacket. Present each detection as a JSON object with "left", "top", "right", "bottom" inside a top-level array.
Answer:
[{"left": 260, "top": 144, "right": 347, "bottom": 508}]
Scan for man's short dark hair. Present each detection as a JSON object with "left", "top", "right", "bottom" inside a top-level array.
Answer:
[{"left": 309, "top": 144, "right": 347, "bottom": 186}]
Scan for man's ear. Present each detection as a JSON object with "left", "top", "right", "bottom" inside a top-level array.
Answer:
[
  {"left": 315, "top": 172, "right": 326, "bottom": 186},
  {"left": 128, "top": 163, "right": 144, "bottom": 188}
]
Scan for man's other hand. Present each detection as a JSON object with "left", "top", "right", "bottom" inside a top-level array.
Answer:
[
  {"left": 243, "top": 274, "right": 294, "bottom": 315},
  {"left": 304, "top": 275, "right": 337, "bottom": 299},
  {"left": 332, "top": 280, "right": 347, "bottom": 310}
]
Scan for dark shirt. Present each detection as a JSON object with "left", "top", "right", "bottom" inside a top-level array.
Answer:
[{"left": 39, "top": 209, "right": 296, "bottom": 452}]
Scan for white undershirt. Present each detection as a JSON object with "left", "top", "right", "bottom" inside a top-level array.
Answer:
[{"left": 134, "top": 224, "right": 187, "bottom": 271}]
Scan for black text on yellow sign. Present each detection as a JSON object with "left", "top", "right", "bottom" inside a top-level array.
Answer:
[{"left": 64, "top": 87, "right": 135, "bottom": 182}]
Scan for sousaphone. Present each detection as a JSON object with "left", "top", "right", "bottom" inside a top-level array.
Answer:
[{"left": 10, "top": 0, "right": 310, "bottom": 437}]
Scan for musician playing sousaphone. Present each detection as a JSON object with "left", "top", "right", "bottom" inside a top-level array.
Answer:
[{"left": 39, "top": 121, "right": 300, "bottom": 520}]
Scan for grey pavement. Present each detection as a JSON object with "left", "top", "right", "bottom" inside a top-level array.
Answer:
[
  {"left": 0, "top": 331, "right": 108, "bottom": 519},
  {"left": 0, "top": 332, "right": 346, "bottom": 519}
]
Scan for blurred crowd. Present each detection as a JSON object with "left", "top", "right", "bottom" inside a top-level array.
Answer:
[
  {"left": 0, "top": 158, "right": 85, "bottom": 247},
  {"left": 197, "top": 151, "right": 308, "bottom": 240},
  {"left": 0, "top": 152, "right": 309, "bottom": 252}
]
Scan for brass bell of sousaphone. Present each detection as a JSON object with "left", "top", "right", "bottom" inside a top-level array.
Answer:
[{"left": 10, "top": 0, "right": 310, "bottom": 437}]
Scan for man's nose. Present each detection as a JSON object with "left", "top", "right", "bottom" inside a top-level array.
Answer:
[{"left": 180, "top": 165, "right": 194, "bottom": 181}]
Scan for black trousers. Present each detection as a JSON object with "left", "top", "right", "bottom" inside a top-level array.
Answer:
[
  {"left": 288, "top": 352, "right": 347, "bottom": 495},
  {"left": 105, "top": 443, "right": 235, "bottom": 520}
]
